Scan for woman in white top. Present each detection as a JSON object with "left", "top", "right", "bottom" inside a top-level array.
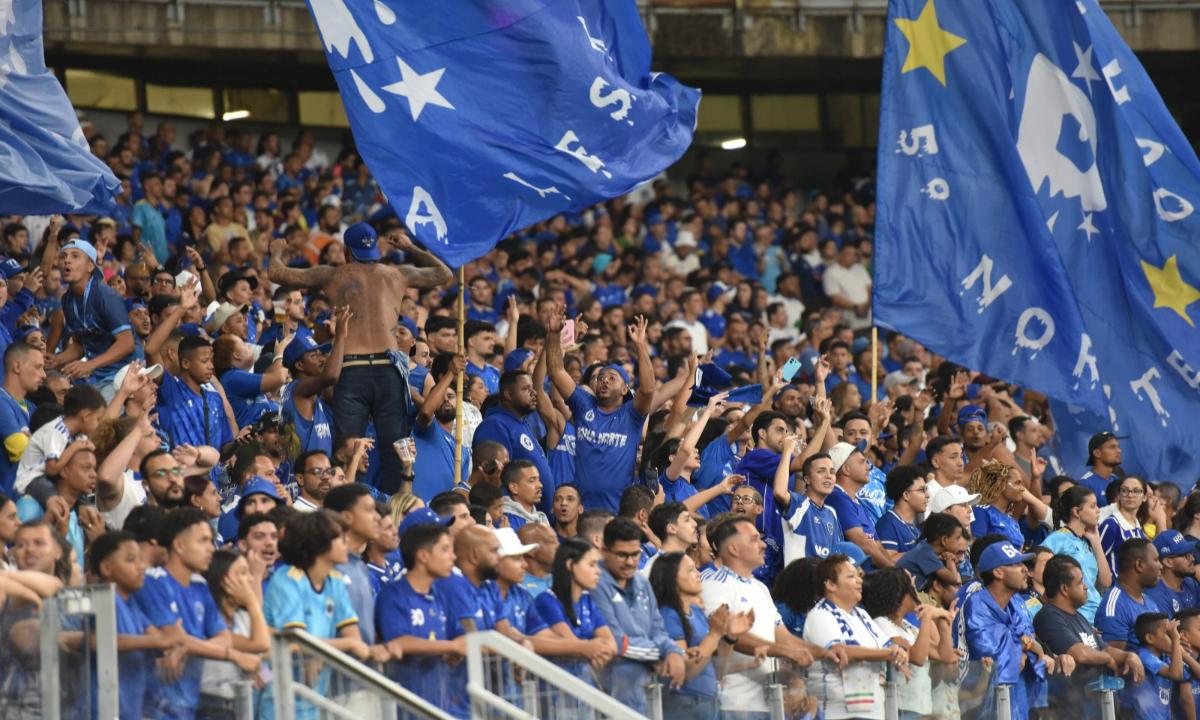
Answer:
[
  {"left": 862, "top": 568, "right": 957, "bottom": 720},
  {"left": 802, "top": 554, "right": 910, "bottom": 720},
  {"left": 199, "top": 549, "right": 270, "bottom": 719},
  {"left": 1098, "top": 475, "right": 1166, "bottom": 575}
]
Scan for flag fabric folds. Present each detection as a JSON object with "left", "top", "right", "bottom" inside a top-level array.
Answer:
[
  {"left": 301, "top": 0, "right": 700, "bottom": 266},
  {"left": 875, "top": 0, "right": 1200, "bottom": 484},
  {"left": 0, "top": 0, "right": 120, "bottom": 214}
]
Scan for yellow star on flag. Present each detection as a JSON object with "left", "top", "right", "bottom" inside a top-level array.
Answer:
[
  {"left": 894, "top": 0, "right": 967, "bottom": 86},
  {"left": 1142, "top": 255, "right": 1200, "bottom": 327}
]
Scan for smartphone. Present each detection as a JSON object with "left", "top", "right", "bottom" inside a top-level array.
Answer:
[
  {"left": 781, "top": 357, "right": 802, "bottom": 382},
  {"left": 561, "top": 319, "right": 575, "bottom": 347}
]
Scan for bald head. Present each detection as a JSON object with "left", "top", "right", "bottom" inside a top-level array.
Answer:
[
  {"left": 454, "top": 525, "right": 500, "bottom": 583},
  {"left": 518, "top": 522, "right": 558, "bottom": 570}
]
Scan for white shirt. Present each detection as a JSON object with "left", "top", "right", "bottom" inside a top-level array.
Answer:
[
  {"left": 662, "top": 251, "right": 700, "bottom": 277},
  {"left": 294, "top": 496, "right": 320, "bottom": 513},
  {"left": 822, "top": 262, "right": 873, "bottom": 330},
  {"left": 15, "top": 416, "right": 71, "bottom": 495},
  {"left": 201, "top": 609, "right": 250, "bottom": 698},
  {"left": 664, "top": 318, "right": 709, "bottom": 354},
  {"left": 100, "top": 469, "right": 147, "bottom": 531},
  {"left": 767, "top": 294, "right": 806, "bottom": 333},
  {"left": 700, "top": 566, "right": 783, "bottom": 712},
  {"left": 803, "top": 599, "right": 890, "bottom": 719},
  {"left": 874, "top": 615, "right": 931, "bottom": 715}
]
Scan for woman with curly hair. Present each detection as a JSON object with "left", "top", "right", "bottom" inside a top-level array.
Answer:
[
  {"left": 967, "top": 461, "right": 1048, "bottom": 549},
  {"left": 771, "top": 557, "right": 821, "bottom": 635},
  {"left": 862, "top": 568, "right": 957, "bottom": 720}
]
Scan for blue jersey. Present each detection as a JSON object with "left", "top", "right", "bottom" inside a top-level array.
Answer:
[
  {"left": 855, "top": 463, "right": 891, "bottom": 525},
  {"left": 825, "top": 484, "right": 879, "bottom": 569},
  {"left": 62, "top": 276, "right": 143, "bottom": 384},
  {"left": 1145, "top": 577, "right": 1200, "bottom": 618},
  {"left": 474, "top": 406, "right": 555, "bottom": 511},
  {"left": 737, "top": 448, "right": 802, "bottom": 585},
  {"left": 970, "top": 504, "right": 1025, "bottom": 548},
  {"left": 377, "top": 576, "right": 453, "bottom": 711},
  {"left": 413, "top": 419, "right": 469, "bottom": 501},
  {"left": 158, "top": 373, "right": 233, "bottom": 451},
  {"left": 1096, "top": 586, "right": 1161, "bottom": 650},
  {"left": 135, "top": 568, "right": 228, "bottom": 720},
  {"left": 366, "top": 551, "right": 404, "bottom": 594},
  {"left": 532, "top": 590, "right": 607, "bottom": 685},
  {"left": 1080, "top": 470, "right": 1118, "bottom": 508},
  {"left": 0, "top": 389, "right": 31, "bottom": 496},
  {"left": 111, "top": 592, "right": 152, "bottom": 720},
  {"left": 875, "top": 509, "right": 920, "bottom": 555},
  {"left": 217, "top": 368, "right": 278, "bottom": 429},
  {"left": 1099, "top": 512, "right": 1147, "bottom": 577},
  {"left": 435, "top": 571, "right": 509, "bottom": 718},
  {"left": 280, "top": 380, "right": 334, "bottom": 459},
  {"left": 548, "top": 422, "right": 577, "bottom": 490},
  {"left": 1134, "top": 649, "right": 1174, "bottom": 720},
  {"left": 566, "top": 387, "right": 646, "bottom": 513},
  {"left": 784, "top": 496, "right": 843, "bottom": 559},
  {"left": 694, "top": 438, "right": 740, "bottom": 517},
  {"left": 466, "top": 361, "right": 500, "bottom": 395},
  {"left": 502, "top": 583, "right": 547, "bottom": 636},
  {"left": 660, "top": 605, "right": 718, "bottom": 700},
  {"left": 659, "top": 472, "right": 703, "bottom": 518}
]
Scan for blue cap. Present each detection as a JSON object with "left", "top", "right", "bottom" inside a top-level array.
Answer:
[
  {"left": 1153, "top": 530, "right": 1198, "bottom": 558},
  {"left": 833, "top": 542, "right": 869, "bottom": 567},
  {"left": 12, "top": 325, "right": 39, "bottom": 343},
  {"left": 125, "top": 297, "right": 147, "bottom": 313},
  {"left": 397, "top": 315, "right": 419, "bottom": 340},
  {"left": 977, "top": 542, "right": 1033, "bottom": 573},
  {"left": 598, "top": 364, "right": 630, "bottom": 386},
  {"left": 59, "top": 239, "right": 98, "bottom": 265},
  {"left": 957, "top": 404, "right": 988, "bottom": 431},
  {"left": 283, "top": 329, "right": 331, "bottom": 369},
  {"left": 177, "top": 323, "right": 204, "bottom": 338},
  {"left": 235, "top": 477, "right": 283, "bottom": 518},
  {"left": 646, "top": 210, "right": 664, "bottom": 225},
  {"left": 593, "top": 253, "right": 614, "bottom": 274},
  {"left": 343, "top": 222, "right": 381, "bottom": 262},
  {"left": 706, "top": 284, "right": 730, "bottom": 303},
  {"left": 398, "top": 507, "right": 455, "bottom": 536},
  {"left": 0, "top": 258, "right": 27, "bottom": 279},
  {"left": 504, "top": 349, "right": 534, "bottom": 373}
]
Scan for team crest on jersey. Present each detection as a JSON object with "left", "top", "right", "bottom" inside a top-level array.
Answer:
[
  {"left": 194, "top": 601, "right": 205, "bottom": 621},
  {"left": 826, "top": 521, "right": 835, "bottom": 534},
  {"left": 325, "top": 599, "right": 335, "bottom": 617},
  {"left": 585, "top": 410, "right": 595, "bottom": 422},
  {"left": 520, "top": 434, "right": 535, "bottom": 451}
]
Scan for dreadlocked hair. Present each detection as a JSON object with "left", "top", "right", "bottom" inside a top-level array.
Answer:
[{"left": 968, "top": 461, "right": 1013, "bottom": 505}]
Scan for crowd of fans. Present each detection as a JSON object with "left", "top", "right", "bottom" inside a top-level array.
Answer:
[{"left": 0, "top": 110, "right": 1193, "bottom": 720}]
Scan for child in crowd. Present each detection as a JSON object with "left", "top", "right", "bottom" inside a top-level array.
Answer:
[{"left": 1133, "top": 612, "right": 1188, "bottom": 720}]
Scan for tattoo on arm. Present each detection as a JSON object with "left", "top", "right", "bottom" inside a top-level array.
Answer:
[
  {"left": 399, "top": 247, "right": 453, "bottom": 289},
  {"left": 267, "top": 262, "right": 336, "bottom": 290}
]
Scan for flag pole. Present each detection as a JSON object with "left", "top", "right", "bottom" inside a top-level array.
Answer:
[
  {"left": 871, "top": 326, "right": 879, "bottom": 404},
  {"left": 454, "top": 266, "right": 465, "bottom": 479}
]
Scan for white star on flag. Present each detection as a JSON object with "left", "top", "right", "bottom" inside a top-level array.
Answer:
[
  {"left": 381, "top": 58, "right": 455, "bottom": 122},
  {"left": 1072, "top": 42, "right": 1101, "bottom": 97},
  {"left": 1078, "top": 212, "right": 1099, "bottom": 241},
  {"left": 0, "top": 0, "right": 13, "bottom": 36}
]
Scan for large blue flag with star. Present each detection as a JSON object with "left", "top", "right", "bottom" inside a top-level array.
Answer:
[
  {"left": 0, "top": 0, "right": 119, "bottom": 214},
  {"left": 875, "top": 0, "right": 1200, "bottom": 486},
  {"left": 302, "top": 0, "right": 699, "bottom": 266}
]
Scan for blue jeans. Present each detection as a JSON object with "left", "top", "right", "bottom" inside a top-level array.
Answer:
[
  {"left": 332, "top": 359, "right": 413, "bottom": 494},
  {"left": 665, "top": 693, "right": 719, "bottom": 720}
]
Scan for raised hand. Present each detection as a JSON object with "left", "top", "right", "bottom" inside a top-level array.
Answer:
[
  {"left": 914, "top": 386, "right": 935, "bottom": 412},
  {"left": 948, "top": 370, "right": 970, "bottom": 400},
  {"left": 705, "top": 391, "right": 729, "bottom": 414},
  {"left": 386, "top": 228, "right": 414, "bottom": 253},
  {"left": 172, "top": 443, "right": 201, "bottom": 469},
  {"left": 331, "top": 305, "right": 353, "bottom": 337},
  {"left": 627, "top": 315, "right": 649, "bottom": 349},
  {"left": 24, "top": 267, "right": 43, "bottom": 295},
  {"left": 179, "top": 277, "right": 201, "bottom": 311},
  {"left": 814, "top": 354, "right": 831, "bottom": 384},
  {"left": 721, "top": 474, "right": 746, "bottom": 495}
]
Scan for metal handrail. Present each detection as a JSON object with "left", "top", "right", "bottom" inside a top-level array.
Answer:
[
  {"left": 271, "top": 627, "right": 455, "bottom": 720},
  {"left": 466, "top": 630, "right": 652, "bottom": 720}
]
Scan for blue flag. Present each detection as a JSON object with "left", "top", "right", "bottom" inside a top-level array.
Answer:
[
  {"left": 302, "top": 0, "right": 699, "bottom": 266},
  {"left": 875, "top": 0, "right": 1200, "bottom": 486},
  {"left": 0, "top": 0, "right": 119, "bottom": 214}
]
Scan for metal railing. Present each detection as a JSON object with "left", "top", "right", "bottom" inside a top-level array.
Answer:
[
  {"left": 271, "top": 627, "right": 455, "bottom": 720},
  {"left": 466, "top": 630, "right": 652, "bottom": 720},
  {"left": 39, "top": 584, "right": 118, "bottom": 720}
]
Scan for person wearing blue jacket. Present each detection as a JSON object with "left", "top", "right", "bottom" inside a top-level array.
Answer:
[{"left": 589, "top": 517, "right": 685, "bottom": 714}]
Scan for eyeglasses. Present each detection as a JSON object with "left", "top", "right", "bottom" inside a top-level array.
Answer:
[
  {"left": 731, "top": 494, "right": 760, "bottom": 505},
  {"left": 1119, "top": 487, "right": 1145, "bottom": 496},
  {"left": 152, "top": 277, "right": 175, "bottom": 286},
  {"left": 605, "top": 548, "right": 641, "bottom": 562},
  {"left": 908, "top": 485, "right": 931, "bottom": 496},
  {"left": 306, "top": 468, "right": 334, "bottom": 477},
  {"left": 150, "top": 467, "right": 184, "bottom": 479}
]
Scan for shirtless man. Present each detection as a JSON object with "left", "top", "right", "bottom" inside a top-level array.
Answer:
[{"left": 268, "top": 223, "right": 452, "bottom": 489}]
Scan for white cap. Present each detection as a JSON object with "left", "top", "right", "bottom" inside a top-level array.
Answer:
[
  {"left": 674, "top": 230, "right": 697, "bottom": 248},
  {"left": 827, "top": 442, "right": 859, "bottom": 474},
  {"left": 929, "top": 484, "right": 982, "bottom": 514},
  {"left": 495, "top": 528, "right": 539, "bottom": 557},
  {"left": 113, "top": 362, "right": 163, "bottom": 390}
]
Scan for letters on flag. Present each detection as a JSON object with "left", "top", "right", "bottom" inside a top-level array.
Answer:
[
  {"left": 875, "top": 0, "right": 1200, "bottom": 483},
  {"left": 302, "top": 0, "right": 700, "bottom": 266}
]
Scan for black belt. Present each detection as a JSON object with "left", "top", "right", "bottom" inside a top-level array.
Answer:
[
  {"left": 344, "top": 352, "right": 391, "bottom": 361},
  {"left": 343, "top": 352, "right": 393, "bottom": 367}
]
